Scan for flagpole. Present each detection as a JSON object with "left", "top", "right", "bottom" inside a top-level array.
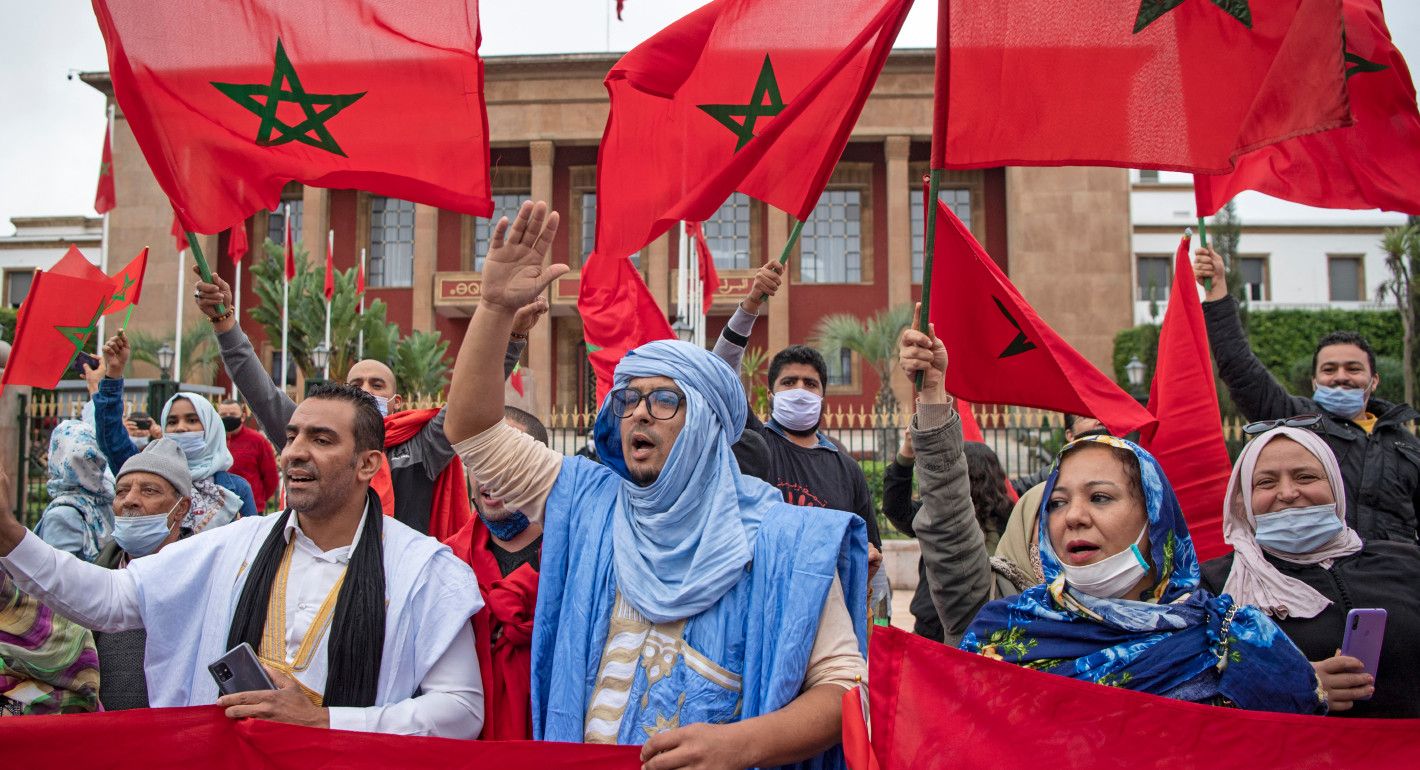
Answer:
[
  {"left": 97, "top": 103, "right": 114, "bottom": 353},
  {"left": 232, "top": 237, "right": 243, "bottom": 399},
  {"left": 756, "top": 218, "right": 804, "bottom": 303},
  {"left": 323, "top": 229, "right": 333, "bottom": 380},
  {"left": 917, "top": 168, "right": 944, "bottom": 389},
  {"left": 357, "top": 247, "right": 366, "bottom": 360},
  {"left": 280, "top": 204, "right": 290, "bottom": 394},
  {"left": 173, "top": 246, "right": 185, "bottom": 386}
]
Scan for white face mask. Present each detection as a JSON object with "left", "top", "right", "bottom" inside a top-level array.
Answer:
[
  {"left": 771, "top": 388, "right": 822, "bottom": 432},
  {"left": 1059, "top": 526, "right": 1151, "bottom": 599},
  {"left": 166, "top": 431, "right": 207, "bottom": 461},
  {"left": 372, "top": 395, "right": 390, "bottom": 418}
]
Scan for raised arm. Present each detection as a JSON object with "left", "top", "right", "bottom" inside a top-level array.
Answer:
[
  {"left": 1194, "top": 248, "right": 1313, "bottom": 421},
  {"left": 711, "top": 259, "right": 782, "bottom": 374},
  {"left": 94, "top": 334, "right": 138, "bottom": 474},
  {"left": 195, "top": 268, "right": 297, "bottom": 448},
  {"left": 900, "top": 314, "right": 993, "bottom": 647},
  {"left": 444, "top": 200, "right": 565, "bottom": 444}
]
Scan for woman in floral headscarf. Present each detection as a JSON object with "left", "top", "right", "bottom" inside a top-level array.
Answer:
[
  {"left": 1, "top": 571, "right": 100, "bottom": 715},
  {"left": 959, "top": 435, "right": 1326, "bottom": 714},
  {"left": 35, "top": 420, "right": 115, "bottom": 563}
]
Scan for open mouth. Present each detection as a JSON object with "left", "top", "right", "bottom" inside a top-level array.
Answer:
[
  {"left": 1065, "top": 540, "right": 1100, "bottom": 564},
  {"left": 287, "top": 469, "right": 318, "bottom": 487},
  {"left": 629, "top": 433, "right": 656, "bottom": 462}
]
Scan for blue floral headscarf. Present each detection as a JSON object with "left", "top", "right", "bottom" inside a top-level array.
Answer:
[
  {"left": 961, "top": 436, "right": 1325, "bottom": 714},
  {"left": 44, "top": 420, "right": 116, "bottom": 563}
]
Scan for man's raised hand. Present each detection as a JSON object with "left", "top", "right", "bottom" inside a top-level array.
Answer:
[
  {"left": 480, "top": 201, "right": 566, "bottom": 312},
  {"left": 1192, "top": 247, "right": 1229, "bottom": 302}
]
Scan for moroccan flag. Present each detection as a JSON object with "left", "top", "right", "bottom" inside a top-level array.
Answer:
[
  {"left": 0, "top": 269, "right": 115, "bottom": 392},
  {"left": 103, "top": 247, "right": 149, "bottom": 317},
  {"left": 581, "top": 0, "right": 912, "bottom": 386},
  {"left": 510, "top": 362, "right": 525, "bottom": 398},
  {"left": 955, "top": 397, "right": 985, "bottom": 444},
  {"left": 842, "top": 686, "right": 879, "bottom": 770},
  {"left": 283, "top": 215, "right": 295, "bottom": 281},
  {"left": 616, "top": 0, "right": 625, "bottom": 20},
  {"left": 929, "top": 199, "right": 1155, "bottom": 436},
  {"left": 323, "top": 230, "right": 335, "bottom": 301},
  {"left": 686, "top": 221, "right": 720, "bottom": 314},
  {"left": 92, "top": 0, "right": 494, "bottom": 234},
  {"left": 94, "top": 123, "right": 115, "bottom": 214},
  {"left": 356, "top": 261, "right": 366, "bottom": 295},
  {"left": 1195, "top": 0, "right": 1420, "bottom": 215},
  {"left": 1140, "top": 232, "right": 1232, "bottom": 561},
  {"left": 49, "top": 246, "right": 108, "bottom": 284},
  {"left": 867, "top": 626, "right": 1416, "bottom": 770},
  {"left": 228, "top": 223, "right": 249, "bottom": 264},
  {"left": 934, "top": 0, "right": 1353, "bottom": 172},
  {"left": 172, "top": 214, "right": 189, "bottom": 253}
]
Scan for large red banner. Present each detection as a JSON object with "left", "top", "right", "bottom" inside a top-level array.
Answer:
[
  {"left": 866, "top": 626, "right": 1419, "bottom": 770},
  {"left": 2, "top": 705, "right": 639, "bottom": 767}
]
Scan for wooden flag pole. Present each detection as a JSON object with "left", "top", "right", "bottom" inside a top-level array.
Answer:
[
  {"left": 757, "top": 218, "right": 804, "bottom": 302},
  {"left": 915, "top": 168, "right": 944, "bottom": 389}
]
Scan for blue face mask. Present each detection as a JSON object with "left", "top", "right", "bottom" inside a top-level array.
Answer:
[
  {"left": 112, "top": 501, "right": 181, "bottom": 558},
  {"left": 166, "top": 431, "right": 207, "bottom": 462},
  {"left": 1252, "top": 504, "right": 1345, "bottom": 555},
  {"left": 1313, "top": 384, "right": 1367, "bottom": 419},
  {"left": 480, "top": 509, "right": 532, "bottom": 541},
  {"left": 131, "top": 436, "right": 150, "bottom": 450}
]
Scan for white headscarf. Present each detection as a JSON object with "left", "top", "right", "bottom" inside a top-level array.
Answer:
[{"left": 1221, "top": 426, "right": 1363, "bottom": 619}]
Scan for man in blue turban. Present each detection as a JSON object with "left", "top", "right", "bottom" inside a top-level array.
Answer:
[{"left": 445, "top": 202, "right": 868, "bottom": 770}]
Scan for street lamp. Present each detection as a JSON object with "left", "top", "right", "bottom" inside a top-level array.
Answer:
[
  {"left": 148, "top": 342, "right": 179, "bottom": 417},
  {"left": 671, "top": 319, "right": 694, "bottom": 343},
  {"left": 305, "top": 343, "right": 332, "bottom": 396},
  {"left": 1125, "top": 355, "right": 1147, "bottom": 400}
]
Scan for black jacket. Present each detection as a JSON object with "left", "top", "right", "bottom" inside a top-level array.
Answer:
[
  {"left": 1202, "top": 542, "right": 1420, "bottom": 718},
  {"left": 883, "top": 456, "right": 943, "bottom": 642},
  {"left": 1203, "top": 295, "right": 1420, "bottom": 544}
]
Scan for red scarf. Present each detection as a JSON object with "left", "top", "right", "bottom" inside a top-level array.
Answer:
[
  {"left": 445, "top": 516, "right": 538, "bottom": 741},
  {"left": 370, "top": 408, "right": 471, "bottom": 542}
]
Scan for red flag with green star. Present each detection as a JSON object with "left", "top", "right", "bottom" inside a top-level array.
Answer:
[
  {"left": 171, "top": 214, "right": 189, "bottom": 253},
  {"left": 1194, "top": 0, "right": 1420, "bottom": 215},
  {"left": 92, "top": 0, "right": 493, "bottom": 234},
  {"left": 94, "top": 123, "right": 115, "bottom": 215},
  {"left": 934, "top": 0, "right": 1353, "bottom": 173},
  {"left": 0, "top": 269, "right": 115, "bottom": 392},
  {"left": 103, "top": 247, "right": 149, "bottom": 317},
  {"left": 581, "top": 0, "right": 913, "bottom": 391}
]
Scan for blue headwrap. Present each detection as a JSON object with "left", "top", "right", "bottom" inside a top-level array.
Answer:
[
  {"left": 592, "top": 340, "right": 784, "bottom": 623},
  {"left": 961, "top": 436, "right": 1325, "bottom": 714},
  {"left": 45, "top": 420, "right": 116, "bottom": 563}
]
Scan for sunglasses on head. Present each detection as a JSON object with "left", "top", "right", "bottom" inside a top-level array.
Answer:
[
  {"left": 608, "top": 387, "right": 684, "bottom": 421},
  {"left": 1242, "top": 413, "right": 1322, "bottom": 436}
]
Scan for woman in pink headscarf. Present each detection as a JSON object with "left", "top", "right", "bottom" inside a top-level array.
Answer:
[{"left": 1201, "top": 423, "right": 1420, "bottom": 718}]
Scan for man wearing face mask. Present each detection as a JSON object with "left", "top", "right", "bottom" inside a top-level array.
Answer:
[
  {"left": 92, "top": 438, "right": 193, "bottom": 710},
  {"left": 218, "top": 399, "right": 278, "bottom": 512},
  {"left": 443, "top": 405, "right": 546, "bottom": 740},
  {"left": 193, "top": 269, "right": 543, "bottom": 540},
  {"left": 1196, "top": 248, "right": 1420, "bottom": 545}
]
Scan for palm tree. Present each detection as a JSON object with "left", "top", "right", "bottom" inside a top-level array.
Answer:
[
  {"left": 126, "top": 324, "right": 220, "bottom": 383},
  {"left": 739, "top": 345, "right": 771, "bottom": 416},
  {"left": 390, "top": 330, "right": 453, "bottom": 400},
  {"left": 1378, "top": 225, "right": 1418, "bottom": 404},
  {"left": 811, "top": 303, "right": 914, "bottom": 413}
]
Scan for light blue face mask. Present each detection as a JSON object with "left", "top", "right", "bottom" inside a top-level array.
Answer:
[
  {"left": 373, "top": 396, "right": 390, "bottom": 418},
  {"left": 1313, "top": 384, "right": 1367, "bottom": 420},
  {"left": 1251, "top": 504, "right": 1345, "bottom": 555},
  {"left": 166, "top": 431, "right": 206, "bottom": 462},
  {"left": 131, "top": 436, "right": 150, "bottom": 450},
  {"left": 112, "top": 501, "right": 182, "bottom": 558}
]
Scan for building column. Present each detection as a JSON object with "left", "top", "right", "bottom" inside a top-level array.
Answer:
[
  {"left": 884, "top": 136, "right": 914, "bottom": 414},
  {"left": 766, "top": 206, "right": 791, "bottom": 355},
  {"left": 412, "top": 203, "right": 438, "bottom": 332},
  {"left": 302, "top": 186, "right": 329, "bottom": 258},
  {"left": 529, "top": 140, "right": 556, "bottom": 420},
  {"left": 647, "top": 235, "right": 670, "bottom": 318}
]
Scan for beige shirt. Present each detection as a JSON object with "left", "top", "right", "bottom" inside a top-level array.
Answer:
[{"left": 453, "top": 423, "right": 866, "bottom": 695}]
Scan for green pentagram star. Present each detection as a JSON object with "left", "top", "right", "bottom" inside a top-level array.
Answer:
[
  {"left": 55, "top": 302, "right": 106, "bottom": 370},
  {"left": 212, "top": 39, "right": 366, "bottom": 157},
  {"left": 1345, "top": 51, "right": 1388, "bottom": 79},
  {"left": 698, "top": 55, "right": 785, "bottom": 152},
  {"left": 99, "top": 161, "right": 111, "bottom": 177},
  {"left": 1134, "top": 0, "right": 1251, "bottom": 34}
]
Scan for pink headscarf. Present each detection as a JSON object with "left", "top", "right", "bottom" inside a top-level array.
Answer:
[{"left": 1221, "top": 426, "right": 1363, "bottom": 619}]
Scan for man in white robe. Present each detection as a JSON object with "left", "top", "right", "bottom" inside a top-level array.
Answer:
[{"left": 0, "top": 384, "right": 485, "bottom": 738}]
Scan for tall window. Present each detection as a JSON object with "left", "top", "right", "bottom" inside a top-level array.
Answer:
[
  {"left": 911, "top": 188, "right": 973, "bottom": 283},
  {"left": 267, "top": 200, "right": 303, "bottom": 245},
  {"left": 473, "top": 193, "right": 530, "bottom": 271},
  {"left": 580, "top": 192, "right": 611, "bottom": 265},
  {"left": 800, "top": 189, "right": 862, "bottom": 283},
  {"left": 1135, "top": 256, "right": 1172, "bottom": 302},
  {"left": 825, "top": 347, "right": 854, "bottom": 387},
  {"left": 4, "top": 270, "right": 34, "bottom": 308},
  {"left": 1328, "top": 255, "right": 1364, "bottom": 302},
  {"left": 369, "top": 197, "right": 416, "bottom": 288},
  {"left": 1240, "top": 256, "right": 1269, "bottom": 302},
  {"left": 703, "top": 193, "right": 752, "bottom": 269}
]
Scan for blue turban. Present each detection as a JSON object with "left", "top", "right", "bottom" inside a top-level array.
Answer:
[{"left": 591, "top": 340, "right": 783, "bottom": 623}]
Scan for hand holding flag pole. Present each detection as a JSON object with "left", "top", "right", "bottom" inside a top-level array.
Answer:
[
  {"left": 757, "top": 218, "right": 805, "bottom": 302},
  {"left": 183, "top": 232, "right": 228, "bottom": 317},
  {"left": 914, "top": 169, "right": 944, "bottom": 389}
]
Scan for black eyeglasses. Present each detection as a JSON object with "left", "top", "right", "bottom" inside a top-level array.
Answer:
[
  {"left": 1243, "top": 414, "right": 1322, "bottom": 436},
  {"left": 609, "top": 387, "right": 684, "bottom": 420}
]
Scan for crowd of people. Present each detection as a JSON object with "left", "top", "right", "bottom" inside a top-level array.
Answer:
[{"left": 1, "top": 200, "right": 1416, "bottom": 766}]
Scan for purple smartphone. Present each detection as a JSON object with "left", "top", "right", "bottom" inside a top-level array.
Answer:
[{"left": 1340, "top": 608, "right": 1387, "bottom": 700}]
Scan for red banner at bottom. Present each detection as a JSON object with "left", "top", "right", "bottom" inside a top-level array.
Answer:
[
  {"left": 866, "top": 626, "right": 1419, "bottom": 770},
  {"left": 0, "top": 705, "right": 640, "bottom": 768}
]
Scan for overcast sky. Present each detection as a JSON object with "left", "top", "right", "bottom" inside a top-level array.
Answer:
[{"left": 1, "top": 1, "right": 1415, "bottom": 236}]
